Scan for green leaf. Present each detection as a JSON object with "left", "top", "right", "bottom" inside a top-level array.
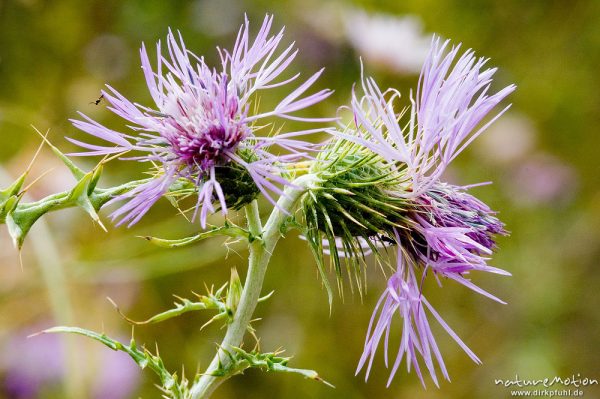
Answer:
[
  {"left": 38, "top": 326, "right": 191, "bottom": 399},
  {"left": 0, "top": 174, "right": 149, "bottom": 248},
  {"left": 40, "top": 134, "right": 86, "bottom": 179},
  {"left": 0, "top": 172, "right": 27, "bottom": 202},
  {"left": 141, "top": 222, "right": 251, "bottom": 248},
  {"left": 226, "top": 268, "right": 242, "bottom": 315},
  {"left": 5, "top": 209, "right": 24, "bottom": 249},
  {"left": 109, "top": 287, "right": 230, "bottom": 326},
  {"left": 67, "top": 170, "right": 106, "bottom": 230},
  {"left": 213, "top": 346, "right": 335, "bottom": 388}
]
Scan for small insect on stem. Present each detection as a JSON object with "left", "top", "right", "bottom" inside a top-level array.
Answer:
[{"left": 90, "top": 94, "right": 104, "bottom": 106}]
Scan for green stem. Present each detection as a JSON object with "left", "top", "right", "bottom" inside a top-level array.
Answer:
[
  {"left": 12, "top": 178, "right": 150, "bottom": 216},
  {"left": 30, "top": 218, "right": 85, "bottom": 398},
  {"left": 189, "top": 174, "right": 317, "bottom": 399}
]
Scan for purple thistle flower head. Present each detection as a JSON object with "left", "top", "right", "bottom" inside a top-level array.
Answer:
[
  {"left": 70, "top": 15, "right": 333, "bottom": 227},
  {"left": 342, "top": 36, "right": 514, "bottom": 288},
  {"left": 404, "top": 183, "right": 511, "bottom": 302},
  {"left": 411, "top": 183, "right": 507, "bottom": 278},
  {"left": 348, "top": 37, "right": 515, "bottom": 386}
]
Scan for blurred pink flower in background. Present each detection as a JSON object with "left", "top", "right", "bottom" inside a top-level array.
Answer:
[
  {"left": 344, "top": 11, "right": 432, "bottom": 74},
  {"left": 472, "top": 114, "right": 578, "bottom": 207},
  {"left": 474, "top": 114, "right": 537, "bottom": 165},
  {"left": 508, "top": 153, "right": 578, "bottom": 207},
  {"left": 2, "top": 331, "right": 62, "bottom": 398},
  {"left": 91, "top": 349, "right": 141, "bottom": 399},
  {"left": 1, "top": 325, "right": 140, "bottom": 399},
  {"left": 299, "top": 4, "right": 432, "bottom": 74}
]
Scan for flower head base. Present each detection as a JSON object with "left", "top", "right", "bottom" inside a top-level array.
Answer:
[
  {"left": 70, "top": 15, "right": 333, "bottom": 227},
  {"left": 300, "top": 138, "right": 410, "bottom": 299}
]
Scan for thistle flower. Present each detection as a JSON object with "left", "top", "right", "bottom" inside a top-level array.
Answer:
[
  {"left": 347, "top": 35, "right": 514, "bottom": 282},
  {"left": 339, "top": 37, "right": 515, "bottom": 385},
  {"left": 70, "top": 15, "right": 332, "bottom": 227}
]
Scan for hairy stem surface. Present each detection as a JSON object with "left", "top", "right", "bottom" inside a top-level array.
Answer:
[{"left": 190, "top": 174, "right": 317, "bottom": 399}]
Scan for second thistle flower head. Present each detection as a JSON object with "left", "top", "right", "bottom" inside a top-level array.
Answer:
[
  {"left": 301, "top": 36, "right": 515, "bottom": 386},
  {"left": 354, "top": 38, "right": 514, "bottom": 386},
  {"left": 345, "top": 36, "right": 514, "bottom": 278},
  {"left": 70, "top": 15, "right": 333, "bottom": 227},
  {"left": 306, "top": 35, "right": 515, "bottom": 270}
]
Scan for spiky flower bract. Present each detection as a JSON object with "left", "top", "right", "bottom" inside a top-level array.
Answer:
[
  {"left": 301, "top": 137, "right": 408, "bottom": 299},
  {"left": 70, "top": 15, "right": 333, "bottom": 227},
  {"left": 300, "top": 36, "right": 514, "bottom": 385}
]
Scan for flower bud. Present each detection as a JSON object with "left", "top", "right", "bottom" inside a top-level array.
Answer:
[{"left": 226, "top": 268, "right": 243, "bottom": 316}]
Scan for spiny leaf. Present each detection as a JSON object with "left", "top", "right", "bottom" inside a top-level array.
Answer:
[
  {"left": 0, "top": 194, "right": 21, "bottom": 221},
  {"left": 67, "top": 170, "right": 106, "bottom": 231},
  {"left": 0, "top": 175, "right": 149, "bottom": 249},
  {"left": 108, "top": 288, "right": 229, "bottom": 326},
  {"left": 141, "top": 222, "right": 251, "bottom": 248},
  {"left": 226, "top": 268, "right": 242, "bottom": 314},
  {"left": 213, "top": 346, "right": 335, "bottom": 388},
  {"left": 0, "top": 129, "right": 152, "bottom": 248},
  {"left": 5, "top": 208, "right": 24, "bottom": 249},
  {"left": 0, "top": 173, "right": 27, "bottom": 202},
  {"left": 32, "top": 126, "right": 86, "bottom": 180},
  {"left": 257, "top": 290, "right": 275, "bottom": 303},
  {"left": 1, "top": 128, "right": 47, "bottom": 203},
  {"left": 37, "top": 326, "right": 190, "bottom": 399}
]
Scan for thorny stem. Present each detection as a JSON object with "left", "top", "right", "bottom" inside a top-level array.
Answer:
[
  {"left": 190, "top": 174, "right": 318, "bottom": 399},
  {"left": 11, "top": 178, "right": 151, "bottom": 217}
]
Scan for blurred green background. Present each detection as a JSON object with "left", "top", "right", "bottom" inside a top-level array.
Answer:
[{"left": 1, "top": 1, "right": 599, "bottom": 398}]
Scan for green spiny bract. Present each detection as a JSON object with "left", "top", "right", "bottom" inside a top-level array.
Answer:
[
  {"left": 214, "top": 161, "right": 260, "bottom": 211},
  {"left": 300, "top": 138, "right": 412, "bottom": 300}
]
